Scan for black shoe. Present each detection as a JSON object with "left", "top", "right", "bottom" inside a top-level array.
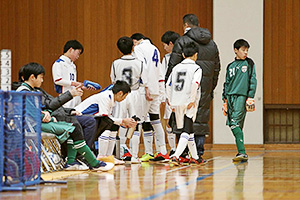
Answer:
[{"left": 169, "top": 150, "right": 175, "bottom": 157}]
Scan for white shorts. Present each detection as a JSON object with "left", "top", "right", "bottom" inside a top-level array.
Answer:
[
  {"left": 140, "top": 94, "right": 161, "bottom": 121},
  {"left": 173, "top": 102, "right": 199, "bottom": 129}
]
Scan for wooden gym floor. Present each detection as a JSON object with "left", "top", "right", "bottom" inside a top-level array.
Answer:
[{"left": 1, "top": 150, "right": 300, "bottom": 199}]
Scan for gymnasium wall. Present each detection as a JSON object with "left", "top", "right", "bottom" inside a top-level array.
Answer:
[
  {"left": 213, "top": 0, "right": 264, "bottom": 144},
  {"left": 264, "top": 0, "right": 300, "bottom": 105},
  {"left": 0, "top": 0, "right": 212, "bottom": 100}
]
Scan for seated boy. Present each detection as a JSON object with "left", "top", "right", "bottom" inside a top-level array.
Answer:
[
  {"left": 16, "top": 62, "right": 114, "bottom": 171},
  {"left": 75, "top": 80, "right": 137, "bottom": 164},
  {"left": 166, "top": 42, "right": 203, "bottom": 165}
]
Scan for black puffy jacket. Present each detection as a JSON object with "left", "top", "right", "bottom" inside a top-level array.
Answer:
[{"left": 166, "top": 27, "right": 221, "bottom": 136}]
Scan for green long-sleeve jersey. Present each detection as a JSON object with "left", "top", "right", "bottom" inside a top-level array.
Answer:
[{"left": 222, "top": 57, "right": 257, "bottom": 100}]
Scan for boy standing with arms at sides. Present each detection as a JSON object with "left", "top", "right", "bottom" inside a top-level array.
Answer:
[
  {"left": 52, "top": 40, "right": 95, "bottom": 108},
  {"left": 75, "top": 81, "right": 137, "bottom": 164},
  {"left": 167, "top": 42, "right": 203, "bottom": 165},
  {"left": 222, "top": 39, "right": 257, "bottom": 162},
  {"left": 160, "top": 31, "right": 180, "bottom": 156},
  {"left": 110, "top": 36, "right": 147, "bottom": 163},
  {"left": 17, "top": 62, "right": 114, "bottom": 172},
  {"left": 131, "top": 33, "right": 169, "bottom": 162}
]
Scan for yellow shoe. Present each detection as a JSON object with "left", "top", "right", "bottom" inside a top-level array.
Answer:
[
  {"left": 140, "top": 153, "right": 154, "bottom": 162},
  {"left": 97, "top": 155, "right": 115, "bottom": 164}
]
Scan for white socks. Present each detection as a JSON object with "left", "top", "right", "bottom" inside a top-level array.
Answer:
[
  {"left": 166, "top": 126, "right": 176, "bottom": 151},
  {"left": 172, "top": 132, "right": 189, "bottom": 158},
  {"left": 188, "top": 133, "right": 199, "bottom": 160},
  {"left": 98, "top": 130, "right": 110, "bottom": 156},
  {"left": 151, "top": 120, "right": 167, "bottom": 155},
  {"left": 143, "top": 131, "right": 154, "bottom": 155}
]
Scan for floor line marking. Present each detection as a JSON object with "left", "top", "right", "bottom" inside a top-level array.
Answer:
[{"left": 143, "top": 154, "right": 265, "bottom": 200}]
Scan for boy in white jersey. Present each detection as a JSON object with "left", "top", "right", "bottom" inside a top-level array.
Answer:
[
  {"left": 160, "top": 31, "right": 180, "bottom": 157},
  {"left": 52, "top": 40, "right": 95, "bottom": 108},
  {"left": 167, "top": 42, "right": 203, "bottom": 165},
  {"left": 75, "top": 81, "right": 137, "bottom": 164},
  {"left": 110, "top": 36, "right": 147, "bottom": 163},
  {"left": 131, "top": 33, "right": 168, "bottom": 162}
]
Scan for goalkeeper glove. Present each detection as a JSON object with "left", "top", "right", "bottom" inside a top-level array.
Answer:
[
  {"left": 222, "top": 99, "right": 227, "bottom": 116},
  {"left": 246, "top": 98, "right": 255, "bottom": 112}
]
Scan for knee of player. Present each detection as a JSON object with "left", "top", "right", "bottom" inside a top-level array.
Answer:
[{"left": 142, "top": 122, "right": 153, "bottom": 132}]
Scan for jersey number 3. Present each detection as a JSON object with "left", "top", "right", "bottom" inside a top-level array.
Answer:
[{"left": 122, "top": 68, "right": 132, "bottom": 86}]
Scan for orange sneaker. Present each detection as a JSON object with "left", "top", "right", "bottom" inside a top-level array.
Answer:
[{"left": 150, "top": 152, "right": 169, "bottom": 162}]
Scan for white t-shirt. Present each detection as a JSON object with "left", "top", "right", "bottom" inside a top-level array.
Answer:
[
  {"left": 166, "top": 58, "right": 202, "bottom": 106},
  {"left": 133, "top": 40, "right": 164, "bottom": 95},
  {"left": 52, "top": 55, "right": 81, "bottom": 108},
  {"left": 75, "top": 90, "right": 123, "bottom": 125},
  {"left": 110, "top": 54, "right": 146, "bottom": 90}
]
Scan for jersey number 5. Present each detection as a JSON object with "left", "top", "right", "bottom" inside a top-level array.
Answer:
[
  {"left": 175, "top": 72, "right": 186, "bottom": 91},
  {"left": 152, "top": 49, "right": 159, "bottom": 67}
]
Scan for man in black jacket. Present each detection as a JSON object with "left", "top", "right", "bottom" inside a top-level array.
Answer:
[{"left": 166, "top": 14, "right": 221, "bottom": 161}]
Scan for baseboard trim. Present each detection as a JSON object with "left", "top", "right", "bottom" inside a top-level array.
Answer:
[{"left": 205, "top": 144, "right": 300, "bottom": 151}]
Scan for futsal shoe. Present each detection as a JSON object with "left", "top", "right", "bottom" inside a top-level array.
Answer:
[
  {"left": 97, "top": 155, "right": 115, "bottom": 164},
  {"left": 179, "top": 156, "right": 190, "bottom": 163},
  {"left": 232, "top": 153, "right": 248, "bottom": 162},
  {"left": 169, "top": 157, "right": 180, "bottom": 166},
  {"left": 169, "top": 150, "right": 175, "bottom": 157},
  {"left": 140, "top": 153, "right": 154, "bottom": 162},
  {"left": 121, "top": 149, "right": 132, "bottom": 161},
  {"left": 114, "top": 157, "right": 125, "bottom": 165},
  {"left": 131, "top": 156, "right": 141, "bottom": 164},
  {"left": 64, "top": 161, "right": 89, "bottom": 171},
  {"left": 189, "top": 157, "right": 205, "bottom": 165},
  {"left": 150, "top": 152, "right": 169, "bottom": 162},
  {"left": 92, "top": 161, "right": 114, "bottom": 172}
]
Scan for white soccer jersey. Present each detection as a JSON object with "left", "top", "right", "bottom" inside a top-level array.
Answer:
[
  {"left": 110, "top": 55, "right": 146, "bottom": 90},
  {"left": 75, "top": 90, "right": 123, "bottom": 125},
  {"left": 166, "top": 58, "right": 202, "bottom": 106},
  {"left": 52, "top": 55, "right": 81, "bottom": 108},
  {"left": 133, "top": 39, "right": 164, "bottom": 95},
  {"left": 75, "top": 90, "right": 115, "bottom": 116}
]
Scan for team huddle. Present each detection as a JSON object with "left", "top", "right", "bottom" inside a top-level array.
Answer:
[{"left": 14, "top": 14, "right": 257, "bottom": 171}]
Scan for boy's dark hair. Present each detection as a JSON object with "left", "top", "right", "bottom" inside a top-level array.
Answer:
[
  {"left": 63, "top": 40, "right": 84, "bottom": 54},
  {"left": 117, "top": 37, "right": 133, "bottom": 55},
  {"left": 182, "top": 42, "right": 198, "bottom": 58},
  {"left": 183, "top": 14, "right": 199, "bottom": 27},
  {"left": 161, "top": 31, "right": 180, "bottom": 45},
  {"left": 112, "top": 80, "right": 131, "bottom": 94},
  {"left": 130, "top": 33, "right": 145, "bottom": 41},
  {"left": 22, "top": 62, "right": 45, "bottom": 81},
  {"left": 234, "top": 39, "right": 250, "bottom": 50}
]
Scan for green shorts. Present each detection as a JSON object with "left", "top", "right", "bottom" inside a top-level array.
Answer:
[
  {"left": 226, "top": 95, "right": 247, "bottom": 129},
  {"left": 41, "top": 121, "right": 75, "bottom": 143}
]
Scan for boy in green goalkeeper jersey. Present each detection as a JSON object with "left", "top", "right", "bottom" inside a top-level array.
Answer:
[{"left": 222, "top": 39, "right": 257, "bottom": 162}]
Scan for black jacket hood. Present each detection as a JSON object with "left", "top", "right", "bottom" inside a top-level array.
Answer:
[{"left": 185, "top": 27, "right": 211, "bottom": 45}]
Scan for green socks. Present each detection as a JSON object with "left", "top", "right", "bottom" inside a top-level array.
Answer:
[
  {"left": 232, "top": 127, "right": 246, "bottom": 154},
  {"left": 66, "top": 139, "right": 77, "bottom": 164},
  {"left": 73, "top": 140, "right": 99, "bottom": 167}
]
